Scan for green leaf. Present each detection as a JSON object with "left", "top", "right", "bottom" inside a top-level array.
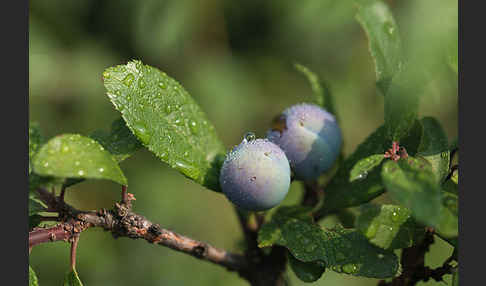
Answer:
[
  {"left": 258, "top": 207, "right": 399, "bottom": 278},
  {"left": 355, "top": 0, "right": 403, "bottom": 94},
  {"left": 381, "top": 157, "right": 442, "bottom": 227},
  {"left": 417, "top": 117, "right": 450, "bottom": 183},
  {"left": 91, "top": 117, "right": 143, "bottom": 163},
  {"left": 384, "top": 68, "right": 421, "bottom": 142},
  {"left": 349, "top": 154, "right": 385, "bottom": 182},
  {"left": 356, "top": 204, "right": 425, "bottom": 250},
  {"left": 294, "top": 63, "right": 337, "bottom": 117},
  {"left": 29, "top": 122, "right": 44, "bottom": 174},
  {"left": 436, "top": 180, "right": 458, "bottom": 238},
  {"left": 103, "top": 60, "right": 226, "bottom": 191},
  {"left": 32, "top": 134, "right": 127, "bottom": 186},
  {"left": 29, "top": 265, "right": 39, "bottom": 286},
  {"left": 64, "top": 269, "right": 83, "bottom": 286},
  {"left": 288, "top": 252, "right": 326, "bottom": 283}
]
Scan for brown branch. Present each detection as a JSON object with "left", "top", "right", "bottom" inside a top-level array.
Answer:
[{"left": 29, "top": 187, "right": 248, "bottom": 273}]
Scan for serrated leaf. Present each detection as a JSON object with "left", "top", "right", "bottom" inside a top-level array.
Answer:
[
  {"left": 91, "top": 117, "right": 143, "bottom": 162},
  {"left": 381, "top": 157, "right": 442, "bottom": 226},
  {"left": 29, "top": 122, "right": 44, "bottom": 174},
  {"left": 288, "top": 252, "right": 326, "bottom": 283},
  {"left": 356, "top": 204, "right": 425, "bottom": 250},
  {"left": 64, "top": 269, "right": 83, "bottom": 286},
  {"left": 417, "top": 117, "right": 450, "bottom": 183},
  {"left": 32, "top": 134, "right": 127, "bottom": 185},
  {"left": 258, "top": 207, "right": 399, "bottom": 278},
  {"left": 103, "top": 60, "right": 226, "bottom": 191},
  {"left": 294, "top": 64, "right": 337, "bottom": 117},
  {"left": 355, "top": 0, "right": 403, "bottom": 94},
  {"left": 29, "top": 265, "right": 39, "bottom": 286},
  {"left": 349, "top": 154, "right": 385, "bottom": 182}
]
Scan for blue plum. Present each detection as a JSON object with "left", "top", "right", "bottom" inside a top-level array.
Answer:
[
  {"left": 267, "top": 103, "right": 342, "bottom": 181},
  {"left": 219, "top": 136, "right": 291, "bottom": 211}
]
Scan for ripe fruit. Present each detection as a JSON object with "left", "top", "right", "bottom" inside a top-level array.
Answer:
[
  {"left": 219, "top": 135, "right": 291, "bottom": 211},
  {"left": 267, "top": 103, "right": 342, "bottom": 181}
]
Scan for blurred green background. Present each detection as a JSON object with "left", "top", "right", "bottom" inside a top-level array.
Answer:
[{"left": 29, "top": 0, "right": 457, "bottom": 285}]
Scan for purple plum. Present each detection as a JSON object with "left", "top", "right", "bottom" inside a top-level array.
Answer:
[
  {"left": 267, "top": 103, "right": 342, "bottom": 181},
  {"left": 219, "top": 136, "right": 291, "bottom": 211}
]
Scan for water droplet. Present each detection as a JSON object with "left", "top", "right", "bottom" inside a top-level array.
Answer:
[
  {"left": 99, "top": 168, "right": 104, "bottom": 173},
  {"left": 78, "top": 170, "right": 85, "bottom": 176},
  {"left": 189, "top": 121, "right": 198, "bottom": 134},
  {"left": 122, "top": 74, "right": 135, "bottom": 87},
  {"left": 165, "top": 105, "right": 172, "bottom": 114},
  {"left": 43, "top": 162, "right": 49, "bottom": 167},
  {"left": 138, "top": 78, "right": 146, "bottom": 89},
  {"left": 160, "top": 152, "right": 168, "bottom": 160},
  {"left": 243, "top": 132, "right": 256, "bottom": 143},
  {"left": 158, "top": 81, "right": 167, "bottom": 89},
  {"left": 356, "top": 171, "right": 368, "bottom": 180}
]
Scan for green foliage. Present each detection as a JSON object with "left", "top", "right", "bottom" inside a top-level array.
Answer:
[
  {"left": 317, "top": 125, "right": 388, "bottom": 215},
  {"left": 349, "top": 154, "right": 384, "bottom": 182},
  {"left": 91, "top": 117, "right": 143, "bottom": 162},
  {"left": 32, "top": 134, "right": 127, "bottom": 185},
  {"left": 355, "top": 0, "right": 403, "bottom": 94},
  {"left": 294, "top": 63, "right": 336, "bottom": 116},
  {"left": 29, "top": 265, "right": 39, "bottom": 286},
  {"left": 258, "top": 207, "right": 399, "bottom": 279},
  {"left": 288, "top": 252, "right": 326, "bottom": 283},
  {"left": 64, "top": 269, "right": 83, "bottom": 286},
  {"left": 417, "top": 117, "right": 450, "bottom": 183},
  {"left": 103, "top": 60, "right": 226, "bottom": 191},
  {"left": 356, "top": 204, "right": 424, "bottom": 250},
  {"left": 381, "top": 157, "right": 442, "bottom": 227}
]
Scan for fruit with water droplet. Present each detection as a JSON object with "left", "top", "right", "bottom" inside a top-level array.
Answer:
[
  {"left": 267, "top": 103, "right": 342, "bottom": 181},
  {"left": 219, "top": 137, "right": 291, "bottom": 211}
]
